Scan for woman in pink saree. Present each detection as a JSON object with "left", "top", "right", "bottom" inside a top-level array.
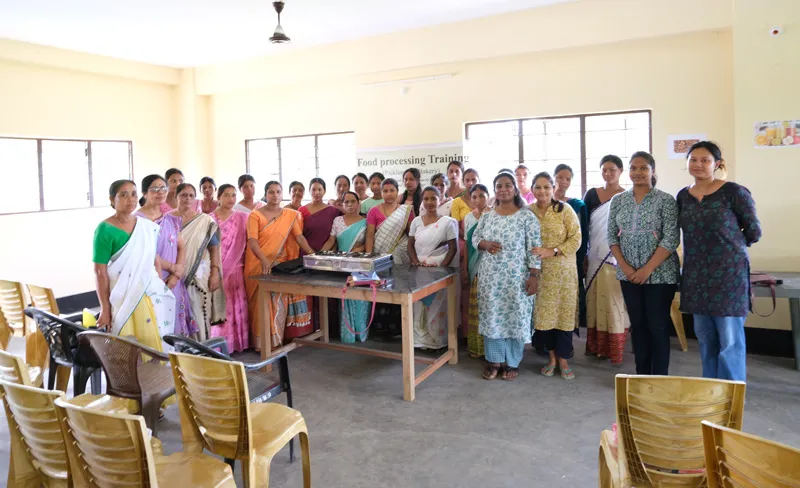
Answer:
[{"left": 210, "top": 184, "right": 250, "bottom": 352}]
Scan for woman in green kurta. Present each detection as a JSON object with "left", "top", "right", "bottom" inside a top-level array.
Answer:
[{"left": 472, "top": 172, "right": 542, "bottom": 381}]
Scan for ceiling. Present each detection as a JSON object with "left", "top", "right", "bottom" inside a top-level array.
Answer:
[{"left": 0, "top": 0, "right": 575, "bottom": 68}]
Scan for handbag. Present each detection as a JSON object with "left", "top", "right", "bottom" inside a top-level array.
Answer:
[{"left": 750, "top": 272, "right": 783, "bottom": 317}]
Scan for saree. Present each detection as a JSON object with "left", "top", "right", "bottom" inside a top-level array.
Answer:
[
  {"left": 585, "top": 200, "right": 630, "bottom": 364},
  {"left": 210, "top": 210, "right": 250, "bottom": 352},
  {"left": 336, "top": 219, "right": 370, "bottom": 343},
  {"left": 411, "top": 216, "right": 459, "bottom": 349},
  {"left": 107, "top": 217, "right": 175, "bottom": 351},
  {"left": 300, "top": 205, "right": 341, "bottom": 336},
  {"left": 464, "top": 212, "right": 484, "bottom": 357},
  {"left": 374, "top": 204, "right": 412, "bottom": 264},
  {"left": 233, "top": 201, "right": 265, "bottom": 213},
  {"left": 245, "top": 209, "right": 311, "bottom": 349},
  {"left": 139, "top": 211, "right": 198, "bottom": 337},
  {"left": 180, "top": 213, "right": 227, "bottom": 341}
]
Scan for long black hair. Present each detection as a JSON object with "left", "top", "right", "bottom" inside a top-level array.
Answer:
[
  {"left": 401, "top": 168, "right": 423, "bottom": 215},
  {"left": 630, "top": 151, "right": 657, "bottom": 187},
  {"left": 492, "top": 172, "right": 525, "bottom": 208},
  {"left": 175, "top": 182, "right": 196, "bottom": 197},
  {"left": 532, "top": 172, "right": 564, "bottom": 212},
  {"left": 139, "top": 174, "right": 165, "bottom": 207},
  {"left": 165, "top": 168, "right": 184, "bottom": 182},
  {"left": 199, "top": 176, "right": 216, "bottom": 190}
]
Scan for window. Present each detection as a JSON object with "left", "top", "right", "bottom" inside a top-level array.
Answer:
[
  {"left": 0, "top": 137, "right": 133, "bottom": 214},
  {"left": 464, "top": 111, "right": 651, "bottom": 199},
  {"left": 245, "top": 132, "right": 356, "bottom": 198}
]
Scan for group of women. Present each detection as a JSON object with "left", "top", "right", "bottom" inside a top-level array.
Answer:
[{"left": 91, "top": 139, "right": 761, "bottom": 384}]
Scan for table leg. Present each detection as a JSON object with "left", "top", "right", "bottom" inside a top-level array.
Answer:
[
  {"left": 447, "top": 281, "right": 458, "bottom": 365},
  {"left": 320, "top": 297, "right": 329, "bottom": 343},
  {"left": 790, "top": 297, "right": 800, "bottom": 371},
  {"left": 401, "top": 294, "right": 415, "bottom": 402},
  {"left": 258, "top": 285, "right": 272, "bottom": 372}
]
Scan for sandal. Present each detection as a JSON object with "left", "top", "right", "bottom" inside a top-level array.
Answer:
[
  {"left": 501, "top": 367, "right": 519, "bottom": 381},
  {"left": 541, "top": 364, "right": 556, "bottom": 377},
  {"left": 469, "top": 352, "right": 482, "bottom": 359},
  {"left": 560, "top": 368, "right": 576, "bottom": 380},
  {"left": 483, "top": 363, "right": 502, "bottom": 380}
]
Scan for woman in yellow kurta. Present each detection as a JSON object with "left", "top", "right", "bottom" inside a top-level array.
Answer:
[
  {"left": 245, "top": 180, "right": 315, "bottom": 351},
  {"left": 530, "top": 172, "right": 581, "bottom": 380}
]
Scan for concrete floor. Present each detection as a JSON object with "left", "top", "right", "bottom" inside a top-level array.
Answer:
[{"left": 2, "top": 335, "right": 799, "bottom": 487}]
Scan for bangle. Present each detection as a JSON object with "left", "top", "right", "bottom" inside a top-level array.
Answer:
[
  {"left": 211, "top": 265, "right": 219, "bottom": 270},
  {"left": 529, "top": 269, "right": 541, "bottom": 277}
]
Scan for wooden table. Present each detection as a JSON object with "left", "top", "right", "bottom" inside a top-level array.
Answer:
[
  {"left": 251, "top": 266, "right": 459, "bottom": 401},
  {"left": 752, "top": 272, "right": 800, "bottom": 370}
]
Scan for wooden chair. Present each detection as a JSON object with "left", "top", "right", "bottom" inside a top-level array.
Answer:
[
  {"left": 53, "top": 395, "right": 236, "bottom": 487},
  {"left": 78, "top": 331, "right": 176, "bottom": 437},
  {"left": 702, "top": 420, "right": 800, "bottom": 488},
  {"left": 170, "top": 352, "right": 311, "bottom": 487},
  {"left": 24, "top": 308, "right": 103, "bottom": 396},
  {"left": 598, "top": 375, "right": 746, "bottom": 488},
  {"left": 0, "top": 349, "right": 43, "bottom": 387},
  {"left": 0, "top": 308, "right": 11, "bottom": 351}
]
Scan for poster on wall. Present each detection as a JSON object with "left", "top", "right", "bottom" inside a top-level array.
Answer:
[
  {"left": 356, "top": 142, "right": 466, "bottom": 191},
  {"left": 667, "top": 134, "right": 707, "bottom": 159},
  {"left": 754, "top": 120, "right": 800, "bottom": 148}
]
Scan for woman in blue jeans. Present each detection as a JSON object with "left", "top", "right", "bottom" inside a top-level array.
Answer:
[{"left": 677, "top": 141, "right": 761, "bottom": 381}]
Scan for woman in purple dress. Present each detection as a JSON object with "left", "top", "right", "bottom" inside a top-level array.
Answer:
[
  {"left": 137, "top": 174, "right": 198, "bottom": 337},
  {"left": 299, "top": 177, "right": 341, "bottom": 339}
]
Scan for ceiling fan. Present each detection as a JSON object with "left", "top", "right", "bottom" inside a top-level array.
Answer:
[{"left": 269, "top": 1, "right": 290, "bottom": 44}]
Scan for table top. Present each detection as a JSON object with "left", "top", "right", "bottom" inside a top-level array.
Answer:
[
  {"left": 250, "top": 265, "right": 458, "bottom": 295},
  {"left": 752, "top": 272, "right": 800, "bottom": 299}
]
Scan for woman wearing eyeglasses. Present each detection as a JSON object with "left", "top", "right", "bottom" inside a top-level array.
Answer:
[{"left": 136, "top": 174, "right": 198, "bottom": 339}]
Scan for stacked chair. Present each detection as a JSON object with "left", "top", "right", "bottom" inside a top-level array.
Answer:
[{"left": 599, "top": 375, "right": 746, "bottom": 487}]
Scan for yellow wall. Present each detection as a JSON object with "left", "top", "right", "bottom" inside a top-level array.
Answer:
[
  {"left": 210, "top": 30, "right": 734, "bottom": 203},
  {"left": 0, "top": 58, "right": 179, "bottom": 296}
]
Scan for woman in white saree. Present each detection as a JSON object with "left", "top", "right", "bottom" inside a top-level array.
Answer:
[
  {"left": 408, "top": 187, "right": 459, "bottom": 350},
  {"left": 173, "top": 183, "right": 227, "bottom": 341},
  {"left": 93, "top": 180, "right": 175, "bottom": 351}
]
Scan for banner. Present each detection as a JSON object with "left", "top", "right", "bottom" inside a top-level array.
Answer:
[{"left": 356, "top": 142, "right": 467, "bottom": 191}]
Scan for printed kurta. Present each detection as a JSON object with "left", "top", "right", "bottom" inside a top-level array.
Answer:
[
  {"left": 677, "top": 182, "right": 761, "bottom": 317},
  {"left": 472, "top": 209, "right": 542, "bottom": 342},
  {"left": 530, "top": 204, "right": 581, "bottom": 332}
]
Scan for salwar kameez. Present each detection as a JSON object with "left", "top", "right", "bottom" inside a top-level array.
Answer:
[{"left": 472, "top": 208, "right": 542, "bottom": 368}]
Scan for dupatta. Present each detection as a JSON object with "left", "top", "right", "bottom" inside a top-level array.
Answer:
[
  {"left": 107, "top": 217, "right": 173, "bottom": 334},
  {"left": 587, "top": 200, "right": 616, "bottom": 282},
  {"left": 337, "top": 219, "right": 367, "bottom": 252}
]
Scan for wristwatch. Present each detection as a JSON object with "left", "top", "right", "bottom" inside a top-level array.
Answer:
[{"left": 553, "top": 248, "right": 560, "bottom": 257}]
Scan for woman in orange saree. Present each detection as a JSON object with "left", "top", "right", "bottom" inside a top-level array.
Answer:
[{"left": 245, "top": 180, "right": 315, "bottom": 350}]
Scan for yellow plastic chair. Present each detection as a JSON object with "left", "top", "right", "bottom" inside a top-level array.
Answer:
[
  {"left": 598, "top": 375, "right": 746, "bottom": 488},
  {"left": 0, "top": 280, "right": 49, "bottom": 370},
  {"left": 54, "top": 395, "right": 236, "bottom": 488},
  {"left": 25, "top": 284, "right": 60, "bottom": 315},
  {"left": 0, "top": 349, "right": 43, "bottom": 387},
  {"left": 672, "top": 246, "right": 688, "bottom": 352},
  {"left": 0, "top": 308, "right": 11, "bottom": 351},
  {"left": 170, "top": 352, "right": 311, "bottom": 487},
  {"left": 702, "top": 420, "right": 800, "bottom": 488}
]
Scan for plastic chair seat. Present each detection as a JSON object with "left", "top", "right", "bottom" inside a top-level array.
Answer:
[
  {"left": 27, "top": 366, "right": 42, "bottom": 387},
  {"left": 155, "top": 451, "right": 236, "bottom": 487},
  {"left": 67, "top": 392, "right": 139, "bottom": 415},
  {"left": 250, "top": 403, "right": 307, "bottom": 453},
  {"left": 138, "top": 361, "right": 176, "bottom": 395}
]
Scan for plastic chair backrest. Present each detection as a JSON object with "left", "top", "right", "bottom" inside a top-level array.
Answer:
[
  {"left": 53, "top": 395, "right": 157, "bottom": 487},
  {"left": 169, "top": 352, "right": 252, "bottom": 459},
  {"left": 25, "top": 284, "right": 60, "bottom": 315},
  {"left": 79, "top": 331, "right": 145, "bottom": 400},
  {"left": 0, "top": 308, "right": 10, "bottom": 350},
  {"left": 0, "top": 280, "right": 27, "bottom": 332},
  {"left": 702, "top": 421, "right": 800, "bottom": 488},
  {"left": 0, "top": 380, "right": 68, "bottom": 484},
  {"left": 164, "top": 334, "right": 232, "bottom": 360},
  {"left": 25, "top": 307, "right": 87, "bottom": 366},
  {"left": 614, "top": 374, "right": 746, "bottom": 487},
  {"left": 0, "top": 349, "right": 35, "bottom": 386}
]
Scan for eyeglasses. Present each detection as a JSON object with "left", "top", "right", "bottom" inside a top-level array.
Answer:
[{"left": 148, "top": 186, "right": 168, "bottom": 194}]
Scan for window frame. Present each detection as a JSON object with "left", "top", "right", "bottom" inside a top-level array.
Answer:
[
  {"left": 464, "top": 109, "right": 652, "bottom": 198},
  {"left": 0, "top": 136, "right": 134, "bottom": 216},
  {"left": 244, "top": 131, "right": 356, "bottom": 192}
]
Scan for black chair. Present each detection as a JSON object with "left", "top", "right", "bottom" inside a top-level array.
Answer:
[
  {"left": 163, "top": 334, "right": 296, "bottom": 461},
  {"left": 24, "top": 307, "right": 102, "bottom": 396}
]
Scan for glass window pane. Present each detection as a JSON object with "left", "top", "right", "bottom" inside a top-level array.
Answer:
[
  {"left": 41, "top": 140, "right": 89, "bottom": 211},
  {"left": 624, "top": 128, "right": 650, "bottom": 158},
  {"left": 543, "top": 118, "right": 580, "bottom": 134},
  {"left": 625, "top": 112, "right": 650, "bottom": 129},
  {"left": 318, "top": 133, "right": 356, "bottom": 196},
  {"left": 0, "top": 138, "right": 40, "bottom": 213},
  {"left": 521, "top": 119, "right": 544, "bottom": 135},
  {"left": 247, "top": 139, "right": 280, "bottom": 196},
  {"left": 585, "top": 130, "right": 626, "bottom": 161},
  {"left": 468, "top": 121, "right": 517, "bottom": 139},
  {"left": 585, "top": 113, "right": 626, "bottom": 131},
  {"left": 91, "top": 142, "right": 131, "bottom": 207}
]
